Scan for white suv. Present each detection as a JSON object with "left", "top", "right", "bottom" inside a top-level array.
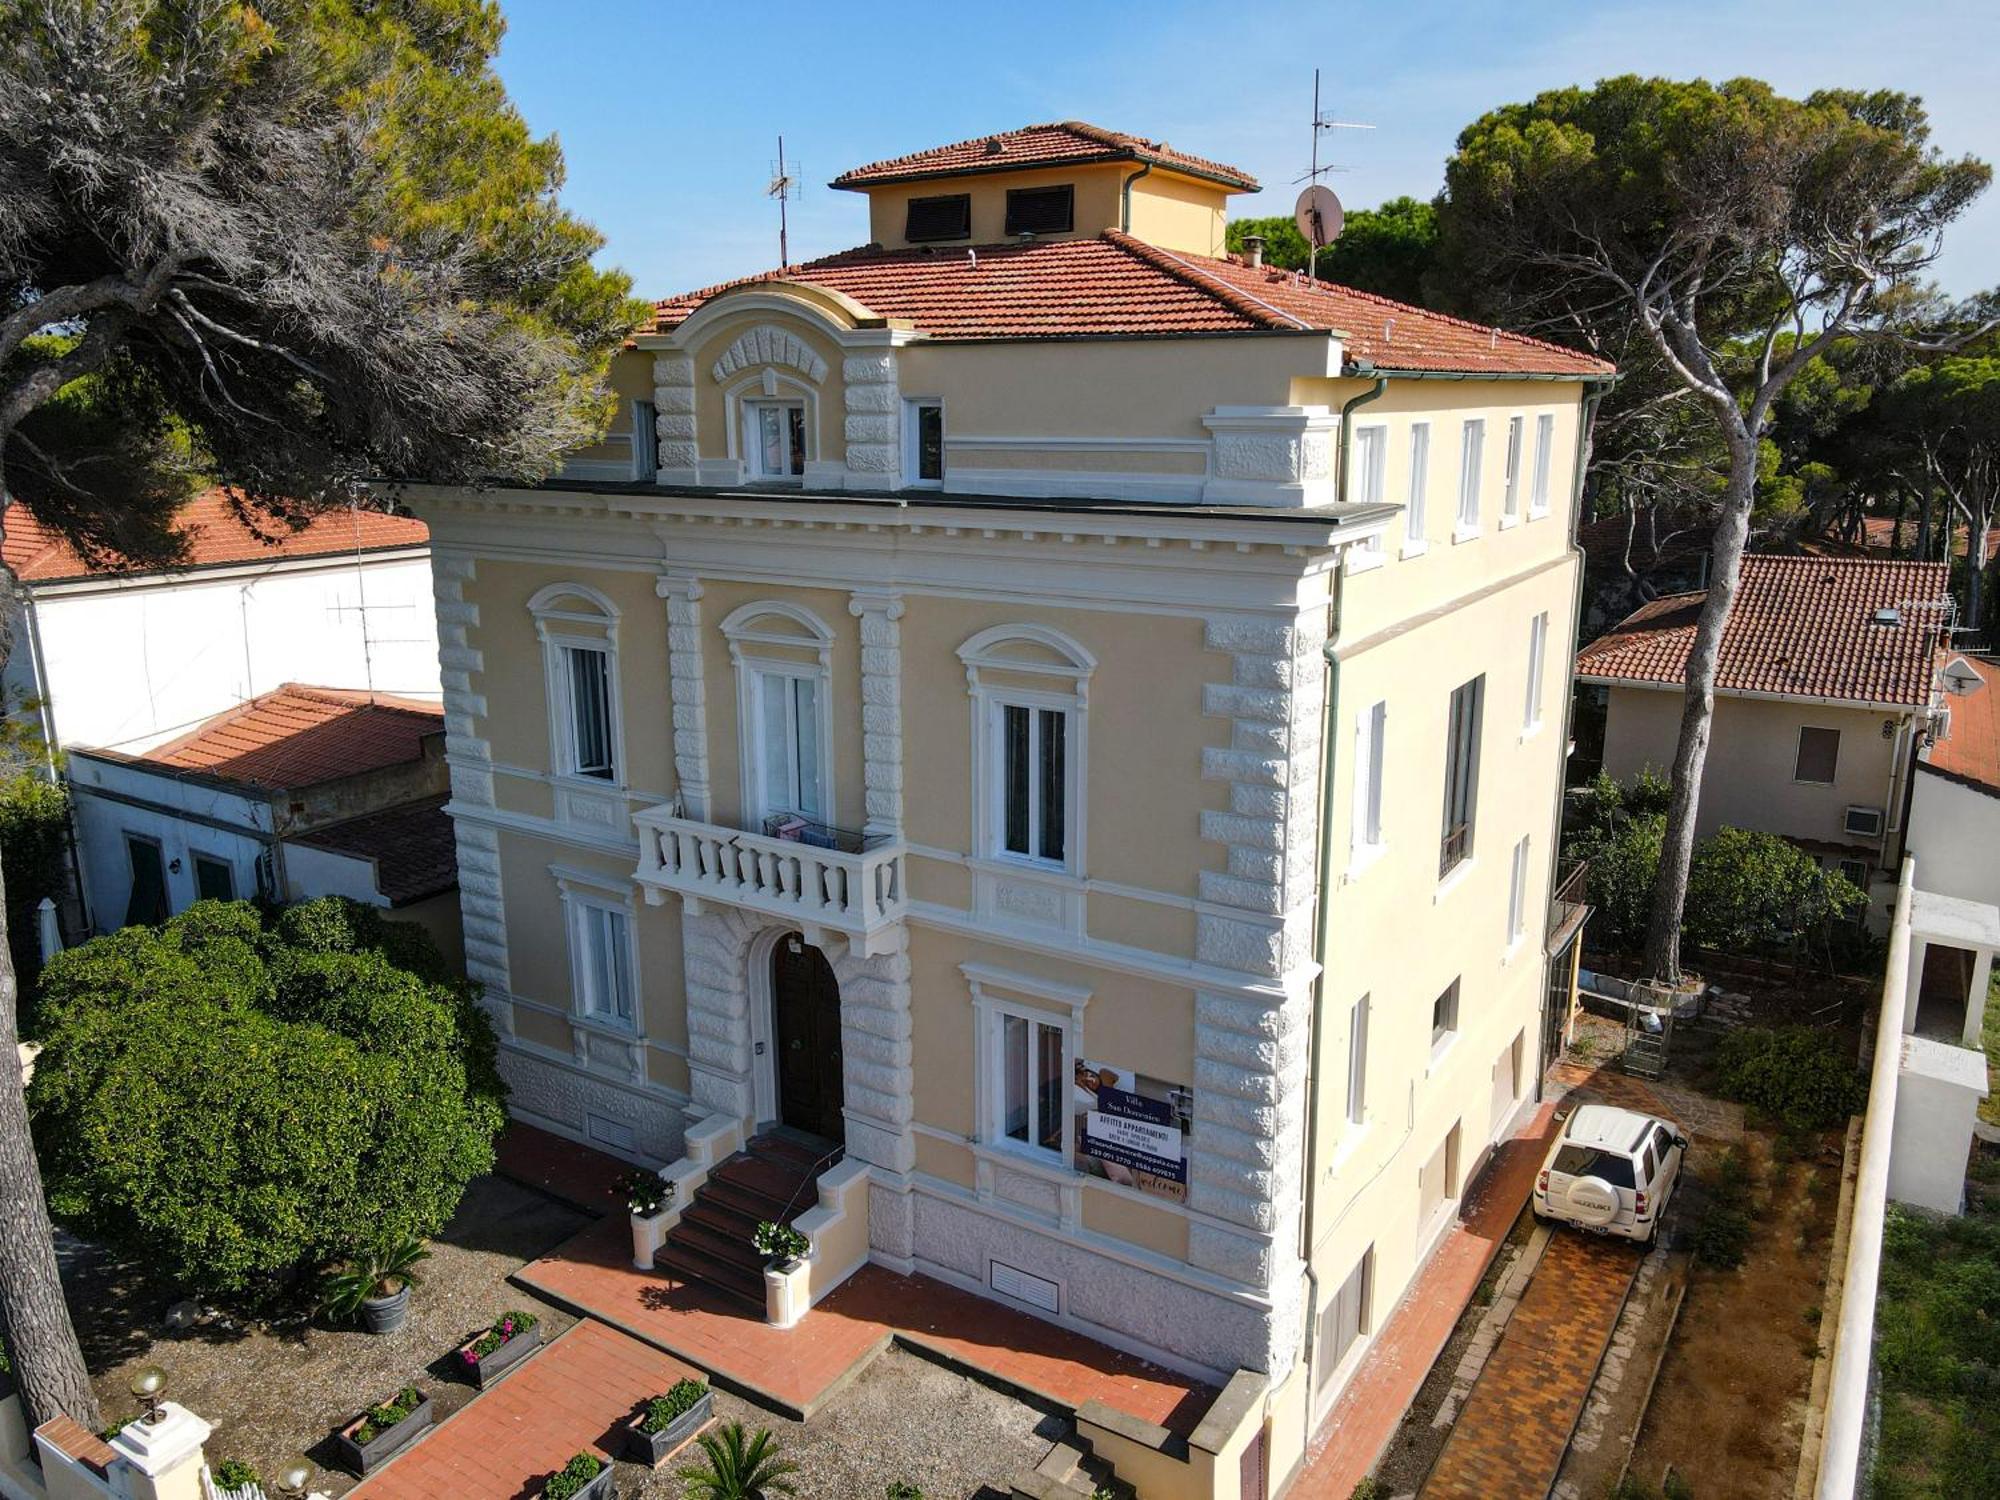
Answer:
[{"left": 1533, "top": 1104, "right": 1688, "bottom": 1245}]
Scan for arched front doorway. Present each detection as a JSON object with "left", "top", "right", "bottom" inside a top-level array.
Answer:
[{"left": 771, "top": 932, "right": 844, "bottom": 1143}]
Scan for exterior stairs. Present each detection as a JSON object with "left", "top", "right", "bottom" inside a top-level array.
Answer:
[
  {"left": 655, "top": 1128, "right": 841, "bottom": 1310},
  {"left": 1011, "top": 1425, "right": 1135, "bottom": 1500}
]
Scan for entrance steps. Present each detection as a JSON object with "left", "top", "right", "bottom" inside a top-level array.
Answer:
[
  {"left": 1012, "top": 1426, "right": 1135, "bottom": 1500},
  {"left": 655, "top": 1129, "right": 842, "bottom": 1310}
]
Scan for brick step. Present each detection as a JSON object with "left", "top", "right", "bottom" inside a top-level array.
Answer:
[
  {"left": 749, "top": 1129, "right": 842, "bottom": 1175},
  {"left": 655, "top": 1240, "right": 765, "bottom": 1309},
  {"left": 693, "top": 1173, "right": 799, "bottom": 1227},
  {"left": 710, "top": 1151, "right": 818, "bottom": 1208},
  {"left": 667, "top": 1213, "right": 765, "bottom": 1272}
]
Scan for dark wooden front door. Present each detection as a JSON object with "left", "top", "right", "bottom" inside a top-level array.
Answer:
[{"left": 772, "top": 934, "right": 844, "bottom": 1141}]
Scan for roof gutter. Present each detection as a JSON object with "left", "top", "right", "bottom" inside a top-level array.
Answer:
[{"left": 1344, "top": 361, "right": 1618, "bottom": 385}]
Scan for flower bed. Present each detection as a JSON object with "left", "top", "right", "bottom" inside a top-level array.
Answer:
[
  {"left": 626, "top": 1376, "right": 713, "bottom": 1466},
  {"left": 457, "top": 1309, "right": 542, "bottom": 1388},
  {"left": 334, "top": 1385, "right": 434, "bottom": 1475}
]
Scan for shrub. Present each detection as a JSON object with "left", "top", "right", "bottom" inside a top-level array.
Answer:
[
  {"left": 543, "top": 1452, "right": 603, "bottom": 1500},
  {"left": 1689, "top": 1147, "right": 1754, "bottom": 1269},
  {"left": 463, "top": 1310, "right": 538, "bottom": 1364},
  {"left": 1573, "top": 813, "right": 1666, "bottom": 952},
  {"left": 1686, "top": 827, "right": 1864, "bottom": 957},
  {"left": 26, "top": 898, "right": 504, "bottom": 1300},
  {"left": 353, "top": 1386, "right": 424, "bottom": 1444},
  {"left": 1349, "top": 1479, "right": 1386, "bottom": 1500},
  {"left": 886, "top": 1484, "right": 925, "bottom": 1500},
  {"left": 640, "top": 1377, "right": 709, "bottom": 1433},
  {"left": 679, "top": 1423, "right": 798, "bottom": 1499},
  {"left": 1713, "top": 1026, "right": 1866, "bottom": 1131},
  {"left": 0, "top": 770, "right": 71, "bottom": 1017},
  {"left": 212, "top": 1459, "right": 260, "bottom": 1489}
]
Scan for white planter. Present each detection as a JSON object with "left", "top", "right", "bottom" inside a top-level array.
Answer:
[
  {"left": 631, "top": 1209, "right": 671, "bottom": 1269},
  {"left": 763, "top": 1258, "right": 811, "bottom": 1329}
]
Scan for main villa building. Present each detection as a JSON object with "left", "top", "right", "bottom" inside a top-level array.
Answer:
[{"left": 400, "top": 121, "right": 1611, "bottom": 1490}]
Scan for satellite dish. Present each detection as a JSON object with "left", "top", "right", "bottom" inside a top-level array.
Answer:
[{"left": 1295, "top": 185, "right": 1345, "bottom": 248}]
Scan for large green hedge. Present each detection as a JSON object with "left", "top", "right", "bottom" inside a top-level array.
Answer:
[{"left": 27, "top": 897, "right": 505, "bottom": 1298}]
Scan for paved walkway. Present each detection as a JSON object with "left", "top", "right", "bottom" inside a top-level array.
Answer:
[
  {"left": 1288, "top": 1100, "right": 1561, "bottom": 1498},
  {"left": 348, "top": 1318, "right": 699, "bottom": 1500},
  {"left": 517, "top": 1211, "right": 1215, "bottom": 1432},
  {"left": 493, "top": 1121, "right": 630, "bottom": 1216},
  {"left": 1420, "top": 1231, "right": 1641, "bottom": 1497}
]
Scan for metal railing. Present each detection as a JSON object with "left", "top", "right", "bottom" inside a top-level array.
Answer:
[{"left": 1548, "top": 858, "right": 1590, "bottom": 937}]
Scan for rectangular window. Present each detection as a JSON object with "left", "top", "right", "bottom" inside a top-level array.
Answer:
[
  {"left": 1000, "top": 703, "right": 1067, "bottom": 864},
  {"left": 1432, "top": 979, "right": 1461, "bottom": 1050},
  {"left": 1531, "top": 413, "right": 1555, "bottom": 513},
  {"left": 1352, "top": 700, "right": 1386, "bottom": 858},
  {"left": 1406, "top": 423, "right": 1430, "bottom": 547},
  {"left": 1353, "top": 425, "right": 1387, "bottom": 505},
  {"left": 1502, "top": 415, "right": 1524, "bottom": 519},
  {"left": 997, "top": 1009, "right": 1067, "bottom": 1158},
  {"left": 1457, "top": 419, "right": 1485, "bottom": 533},
  {"left": 1441, "top": 676, "right": 1484, "bottom": 876},
  {"left": 577, "top": 901, "right": 634, "bottom": 1025},
  {"left": 562, "top": 645, "right": 615, "bottom": 780},
  {"left": 745, "top": 400, "right": 806, "bottom": 479},
  {"left": 1316, "top": 1249, "right": 1374, "bottom": 1387},
  {"left": 905, "top": 193, "right": 971, "bottom": 243},
  {"left": 1346, "top": 996, "right": 1370, "bottom": 1126},
  {"left": 1794, "top": 725, "right": 1841, "bottom": 784},
  {"left": 631, "top": 399, "right": 659, "bottom": 481},
  {"left": 1005, "top": 184, "right": 1074, "bottom": 236},
  {"left": 1507, "top": 836, "right": 1530, "bottom": 945},
  {"left": 1524, "top": 612, "right": 1549, "bottom": 732},
  {"left": 755, "top": 670, "right": 823, "bottom": 821},
  {"left": 905, "top": 399, "right": 944, "bottom": 485},
  {"left": 193, "top": 854, "right": 234, "bottom": 903}
]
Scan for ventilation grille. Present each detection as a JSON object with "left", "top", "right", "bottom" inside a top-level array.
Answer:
[
  {"left": 905, "top": 193, "right": 971, "bottom": 243},
  {"left": 1005, "top": 185, "right": 1074, "bottom": 237},
  {"left": 587, "top": 1113, "right": 635, "bottom": 1151},
  {"left": 989, "top": 1259, "right": 1060, "bottom": 1313}
]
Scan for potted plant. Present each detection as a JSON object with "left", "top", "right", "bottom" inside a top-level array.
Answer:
[
  {"left": 752, "top": 1221, "right": 811, "bottom": 1330},
  {"left": 751, "top": 1220, "right": 809, "bottom": 1271},
  {"left": 320, "top": 1236, "right": 430, "bottom": 1334},
  {"left": 678, "top": 1423, "right": 797, "bottom": 1500},
  {"left": 541, "top": 1450, "right": 614, "bottom": 1500},
  {"left": 333, "top": 1384, "right": 435, "bottom": 1475},
  {"left": 625, "top": 1376, "right": 714, "bottom": 1467},
  {"left": 456, "top": 1309, "right": 542, "bottom": 1387},
  {"left": 618, "top": 1169, "right": 676, "bottom": 1269}
]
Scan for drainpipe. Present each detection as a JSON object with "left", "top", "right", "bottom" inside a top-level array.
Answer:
[
  {"left": 1119, "top": 160, "right": 1153, "bottom": 233},
  {"left": 1334, "top": 375, "right": 1389, "bottom": 507}
]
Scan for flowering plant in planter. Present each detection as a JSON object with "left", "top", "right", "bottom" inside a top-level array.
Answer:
[
  {"left": 542, "top": 1451, "right": 607, "bottom": 1500},
  {"left": 752, "top": 1220, "right": 810, "bottom": 1269},
  {"left": 352, "top": 1386, "right": 425, "bottom": 1446},
  {"left": 462, "top": 1309, "right": 539, "bottom": 1366},
  {"left": 615, "top": 1169, "right": 674, "bottom": 1217}
]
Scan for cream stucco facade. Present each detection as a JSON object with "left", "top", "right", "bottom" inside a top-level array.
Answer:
[{"left": 403, "top": 135, "right": 1602, "bottom": 1493}]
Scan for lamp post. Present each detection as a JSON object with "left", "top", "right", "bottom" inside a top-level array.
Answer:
[
  {"left": 128, "top": 1366, "right": 168, "bottom": 1425},
  {"left": 274, "top": 1460, "right": 314, "bottom": 1498}
]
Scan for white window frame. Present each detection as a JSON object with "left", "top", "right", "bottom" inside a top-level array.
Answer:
[
  {"left": 1345, "top": 424, "right": 1389, "bottom": 574},
  {"left": 1529, "top": 412, "right": 1555, "bottom": 517},
  {"left": 630, "top": 398, "right": 659, "bottom": 481},
  {"left": 1523, "top": 612, "right": 1549, "bottom": 736},
  {"left": 1500, "top": 415, "right": 1525, "bottom": 524},
  {"left": 1455, "top": 419, "right": 1485, "bottom": 541},
  {"left": 965, "top": 963, "right": 1091, "bottom": 1172},
  {"left": 960, "top": 625, "right": 1094, "bottom": 881},
  {"left": 741, "top": 396, "right": 809, "bottom": 481},
  {"left": 530, "top": 583, "right": 625, "bottom": 788},
  {"left": 1346, "top": 995, "right": 1370, "bottom": 1127},
  {"left": 1404, "top": 422, "right": 1430, "bottom": 556},
  {"left": 903, "top": 397, "right": 944, "bottom": 488},
  {"left": 1350, "top": 699, "right": 1387, "bottom": 870},
  {"left": 722, "top": 601, "right": 837, "bottom": 831},
  {"left": 1507, "top": 835, "right": 1531, "bottom": 951},
  {"left": 557, "top": 871, "right": 641, "bottom": 1034}
]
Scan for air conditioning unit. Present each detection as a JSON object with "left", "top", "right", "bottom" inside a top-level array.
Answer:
[{"left": 1844, "top": 806, "right": 1885, "bottom": 838}]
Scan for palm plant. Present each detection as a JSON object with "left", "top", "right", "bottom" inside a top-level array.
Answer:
[
  {"left": 320, "top": 1236, "right": 431, "bottom": 1321},
  {"left": 678, "top": 1422, "right": 797, "bottom": 1500}
]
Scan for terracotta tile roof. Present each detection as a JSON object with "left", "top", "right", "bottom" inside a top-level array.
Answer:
[
  {"left": 647, "top": 233, "right": 1611, "bottom": 376},
  {"left": 35, "top": 1416, "right": 116, "bottom": 1477},
  {"left": 294, "top": 795, "right": 458, "bottom": 904},
  {"left": 1576, "top": 555, "right": 1952, "bottom": 709},
  {"left": 140, "top": 684, "right": 443, "bottom": 791},
  {"left": 2, "top": 488, "right": 427, "bottom": 584},
  {"left": 830, "top": 121, "right": 1259, "bottom": 192},
  {"left": 1925, "top": 655, "right": 2000, "bottom": 795}
]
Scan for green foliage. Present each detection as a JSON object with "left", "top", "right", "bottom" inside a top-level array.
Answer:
[
  {"left": 463, "top": 1309, "right": 538, "bottom": 1365},
  {"left": 885, "top": 1484, "right": 924, "bottom": 1500},
  {"left": 617, "top": 1169, "right": 673, "bottom": 1216},
  {"left": 752, "top": 1220, "right": 809, "bottom": 1265},
  {"left": 1224, "top": 196, "right": 1440, "bottom": 306},
  {"left": 1689, "top": 1148, "right": 1755, "bottom": 1270},
  {"left": 1712, "top": 1028, "right": 1865, "bottom": 1131},
  {"left": 1685, "top": 828, "right": 1865, "bottom": 956},
  {"left": 27, "top": 898, "right": 505, "bottom": 1298},
  {"left": 0, "top": 770, "right": 70, "bottom": 1012},
  {"left": 1573, "top": 814, "right": 1666, "bottom": 954},
  {"left": 641, "top": 1378, "right": 709, "bottom": 1433},
  {"left": 211, "top": 1460, "right": 260, "bottom": 1489},
  {"left": 319, "top": 1235, "right": 430, "bottom": 1321},
  {"left": 678, "top": 1422, "right": 798, "bottom": 1500},
  {"left": 1348, "top": 1480, "right": 1385, "bottom": 1500},
  {"left": 543, "top": 1452, "right": 604, "bottom": 1500},
  {"left": 352, "top": 1386, "right": 424, "bottom": 1445}
]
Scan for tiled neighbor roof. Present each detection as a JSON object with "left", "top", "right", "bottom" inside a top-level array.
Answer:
[
  {"left": 647, "top": 232, "right": 1613, "bottom": 378},
  {"left": 294, "top": 794, "right": 459, "bottom": 904},
  {"left": 829, "top": 121, "right": 1260, "bottom": 191},
  {"left": 1576, "top": 555, "right": 1952, "bottom": 710},
  {"left": 143, "top": 684, "right": 443, "bottom": 790},
  {"left": 1, "top": 489, "right": 427, "bottom": 583},
  {"left": 1926, "top": 656, "right": 2000, "bottom": 795}
]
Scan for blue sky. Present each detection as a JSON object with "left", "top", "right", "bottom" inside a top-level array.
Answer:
[{"left": 494, "top": 0, "right": 2000, "bottom": 301}]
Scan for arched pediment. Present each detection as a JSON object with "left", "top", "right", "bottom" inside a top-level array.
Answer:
[{"left": 958, "top": 623, "right": 1097, "bottom": 680}]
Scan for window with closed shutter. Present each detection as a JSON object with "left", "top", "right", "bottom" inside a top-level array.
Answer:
[
  {"left": 905, "top": 194, "right": 970, "bottom": 243},
  {"left": 1005, "top": 185, "right": 1074, "bottom": 236}
]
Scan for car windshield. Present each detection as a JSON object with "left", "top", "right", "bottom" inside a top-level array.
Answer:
[{"left": 1552, "top": 1144, "right": 1636, "bottom": 1188}]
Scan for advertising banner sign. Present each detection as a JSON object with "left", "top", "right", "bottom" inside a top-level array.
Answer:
[{"left": 1074, "top": 1059, "right": 1190, "bottom": 1200}]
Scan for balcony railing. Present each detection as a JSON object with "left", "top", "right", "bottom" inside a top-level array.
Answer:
[
  {"left": 1548, "top": 857, "right": 1591, "bottom": 945},
  {"left": 633, "top": 802, "right": 907, "bottom": 955}
]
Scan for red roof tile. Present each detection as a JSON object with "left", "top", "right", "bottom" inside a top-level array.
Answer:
[
  {"left": 830, "top": 121, "right": 1259, "bottom": 192},
  {"left": 293, "top": 795, "right": 458, "bottom": 904},
  {"left": 1926, "top": 655, "right": 2000, "bottom": 795},
  {"left": 1576, "top": 555, "right": 1952, "bottom": 709},
  {"left": 647, "top": 233, "right": 1611, "bottom": 376},
  {"left": 2, "top": 489, "right": 427, "bottom": 584},
  {"left": 140, "top": 684, "right": 443, "bottom": 790}
]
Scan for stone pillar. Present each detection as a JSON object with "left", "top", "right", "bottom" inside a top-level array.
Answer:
[
  {"left": 653, "top": 354, "right": 698, "bottom": 483},
  {"left": 109, "top": 1405, "right": 210, "bottom": 1500},
  {"left": 679, "top": 905, "right": 757, "bottom": 1122},
  {"left": 831, "top": 933, "right": 915, "bottom": 1176},
  {"left": 842, "top": 352, "right": 901, "bottom": 483},
  {"left": 656, "top": 572, "right": 712, "bottom": 823},
  {"left": 848, "top": 591, "right": 905, "bottom": 841}
]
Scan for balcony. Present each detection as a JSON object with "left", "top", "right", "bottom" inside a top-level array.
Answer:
[
  {"left": 632, "top": 804, "right": 908, "bottom": 955},
  {"left": 1546, "top": 857, "right": 1591, "bottom": 952}
]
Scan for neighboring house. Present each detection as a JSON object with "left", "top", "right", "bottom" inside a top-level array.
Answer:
[
  {"left": 1578, "top": 555, "right": 1952, "bottom": 916},
  {"left": 401, "top": 119, "right": 1610, "bottom": 1486},
  {"left": 1907, "top": 653, "right": 2000, "bottom": 910},
  {"left": 1, "top": 488, "right": 440, "bottom": 758},
  {"left": 67, "top": 684, "right": 460, "bottom": 964}
]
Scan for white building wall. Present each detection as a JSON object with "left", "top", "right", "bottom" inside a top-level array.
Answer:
[
  {"left": 68, "top": 758, "right": 272, "bottom": 932},
  {"left": 9, "top": 550, "right": 440, "bottom": 755},
  {"left": 1905, "top": 768, "right": 2000, "bottom": 909}
]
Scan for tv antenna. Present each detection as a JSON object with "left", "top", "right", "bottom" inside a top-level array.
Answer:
[
  {"left": 768, "top": 135, "right": 802, "bottom": 267},
  {"left": 1296, "top": 68, "right": 1373, "bottom": 280}
]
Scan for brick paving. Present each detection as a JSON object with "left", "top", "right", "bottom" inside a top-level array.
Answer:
[
  {"left": 493, "top": 1121, "right": 631, "bottom": 1216},
  {"left": 516, "top": 1210, "right": 1214, "bottom": 1432},
  {"left": 1420, "top": 1232, "right": 1642, "bottom": 1498},
  {"left": 1548, "top": 1060, "right": 1746, "bottom": 1145},
  {"left": 347, "top": 1318, "right": 699, "bottom": 1500}
]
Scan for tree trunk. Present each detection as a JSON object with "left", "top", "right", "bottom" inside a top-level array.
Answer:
[
  {"left": 1640, "top": 431, "right": 1759, "bottom": 982},
  {"left": 0, "top": 851, "right": 100, "bottom": 1431}
]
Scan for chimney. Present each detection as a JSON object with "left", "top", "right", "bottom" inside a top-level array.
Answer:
[{"left": 1243, "top": 234, "right": 1265, "bottom": 268}]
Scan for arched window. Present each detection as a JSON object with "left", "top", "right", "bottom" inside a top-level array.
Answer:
[
  {"left": 529, "top": 584, "right": 624, "bottom": 786},
  {"left": 958, "top": 625, "right": 1095, "bottom": 876},
  {"left": 722, "top": 601, "right": 836, "bottom": 835}
]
